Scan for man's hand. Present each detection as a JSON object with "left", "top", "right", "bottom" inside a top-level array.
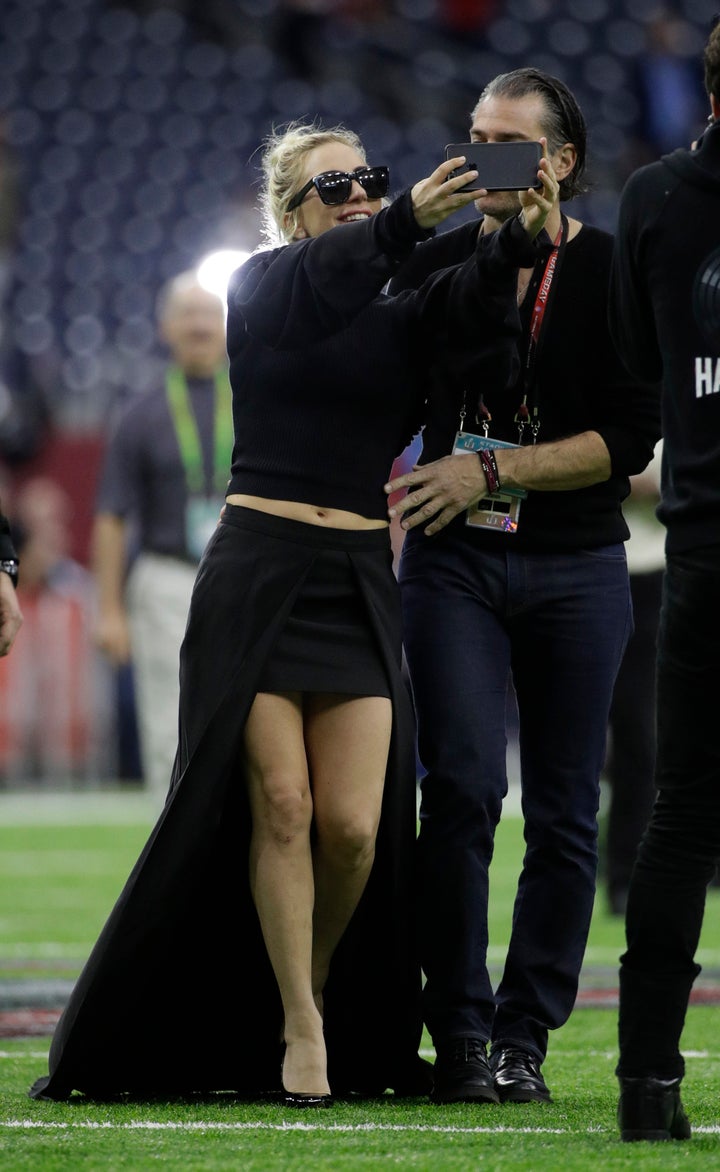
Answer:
[
  {"left": 386, "top": 454, "right": 487, "bottom": 535},
  {"left": 0, "top": 572, "right": 22, "bottom": 656},
  {"left": 517, "top": 138, "right": 559, "bottom": 240},
  {"left": 386, "top": 432, "right": 613, "bottom": 536},
  {"left": 94, "top": 605, "right": 132, "bottom": 665}
]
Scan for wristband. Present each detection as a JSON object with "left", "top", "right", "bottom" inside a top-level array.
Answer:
[{"left": 477, "top": 450, "right": 501, "bottom": 496}]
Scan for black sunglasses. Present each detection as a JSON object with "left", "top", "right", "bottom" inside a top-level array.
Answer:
[{"left": 286, "top": 165, "right": 390, "bottom": 212}]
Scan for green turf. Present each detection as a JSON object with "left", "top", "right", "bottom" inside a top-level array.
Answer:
[
  {"left": 2, "top": 1012, "right": 720, "bottom": 1170},
  {"left": 2, "top": 791, "right": 720, "bottom": 1169}
]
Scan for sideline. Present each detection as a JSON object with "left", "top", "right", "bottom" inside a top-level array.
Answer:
[
  {"left": 0, "top": 1119, "right": 598, "bottom": 1134},
  {"left": 3, "top": 1118, "right": 720, "bottom": 1135},
  {"left": 0, "top": 790, "right": 157, "bottom": 827}
]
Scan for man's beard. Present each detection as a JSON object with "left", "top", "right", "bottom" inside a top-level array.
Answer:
[{"left": 474, "top": 190, "right": 522, "bottom": 223}]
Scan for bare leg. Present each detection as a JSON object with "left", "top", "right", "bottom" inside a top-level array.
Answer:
[
  {"left": 244, "top": 691, "right": 328, "bottom": 1096},
  {"left": 304, "top": 693, "right": 392, "bottom": 1002}
]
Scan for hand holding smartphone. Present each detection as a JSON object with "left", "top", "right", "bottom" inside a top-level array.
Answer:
[{"left": 445, "top": 141, "right": 542, "bottom": 192}]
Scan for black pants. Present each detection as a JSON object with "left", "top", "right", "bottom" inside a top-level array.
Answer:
[
  {"left": 618, "top": 549, "right": 720, "bottom": 1079},
  {"left": 400, "top": 533, "right": 631, "bottom": 1060},
  {"left": 605, "top": 569, "right": 663, "bottom": 901}
]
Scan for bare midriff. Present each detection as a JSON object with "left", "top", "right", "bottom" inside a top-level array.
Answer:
[{"left": 225, "top": 493, "right": 389, "bottom": 530}]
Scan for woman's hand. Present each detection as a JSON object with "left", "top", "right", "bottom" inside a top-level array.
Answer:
[
  {"left": 517, "top": 138, "right": 559, "bottom": 239},
  {"left": 410, "top": 158, "right": 482, "bottom": 229}
]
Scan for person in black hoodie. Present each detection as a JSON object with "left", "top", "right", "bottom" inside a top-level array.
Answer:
[
  {"left": 610, "top": 21, "right": 720, "bottom": 1144},
  {"left": 384, "top": 69, "right": 660, "bottom": 1107},
  {"left": 0, "top": 505, "right": 20, "bottom": 655}
]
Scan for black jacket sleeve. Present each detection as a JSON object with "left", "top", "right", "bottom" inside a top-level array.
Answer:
[
  {"left": 401, "top": 215, "right": 550, "bottom": 343},
  {"left": 608, "top": 167, "right": 665, "bottom": 385},
  {"left": 394, "top": 217, "right": 554, "bottom": 404},
  {"left": 0, "top": 508, "right": 17, "bottom": 561},
  {"left": 389, "top": 215, "right": 552, "bottom": 346},
  {"left": 227, "top": 191, "right": 433, "bottom": 352}
]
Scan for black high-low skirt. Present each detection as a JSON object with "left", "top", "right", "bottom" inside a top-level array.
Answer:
[
  {"left": 30, "top": 505, "right": 429, "bottom": 1101},
  {"left": 254, "top": 510, "right": 391, "bottom": 698}
]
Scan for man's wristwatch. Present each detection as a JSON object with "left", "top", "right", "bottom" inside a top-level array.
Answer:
[{"left": 0, "top": 560, "right": 19, "bottom": 589}]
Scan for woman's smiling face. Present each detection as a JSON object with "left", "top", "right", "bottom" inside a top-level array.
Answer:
[{"left": 287, "top": 142, "right": 383, "bottom": 240}]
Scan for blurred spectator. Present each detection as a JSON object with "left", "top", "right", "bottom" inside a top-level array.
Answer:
[
  {"left": 604, "top": 442, "right": 664, "bottom": 916},
  {"left": 273, "top": 1, "right": 336, "bottom": 79},
  {"left": 119, "top": 0, "right": 245, "bottom": 45},
  {"left": 0, "top": 346, "right": 52, "bottom": 466},
  {"left": 272, "top": 0, "right": 389, "bottom": 78},
  {"left": 437, "top": 0, "right": 498, "bottom": 40},
  {"left": 0, "top": 113, "right": 21, "bottom": 305},
  {"left": 92, "top": 272, "right": 231, "bottom": 804},
  {"left": 633, "top": 14, "right": 706, "bottom": 154},
  {"left": 0, "top": 478, "right": 115, "bottom": 784},
  {"left": 10, "top": 477, "right": 88, "bottom": 594}
]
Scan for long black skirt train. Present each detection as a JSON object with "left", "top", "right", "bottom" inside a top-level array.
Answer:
[{"left": 30, "top": 507, "right": 429, "bottom": 1100}]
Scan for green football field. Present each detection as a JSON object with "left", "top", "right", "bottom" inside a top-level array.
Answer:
[{"left": 1, "top": 790, "right": 719, "bottom": 1170}]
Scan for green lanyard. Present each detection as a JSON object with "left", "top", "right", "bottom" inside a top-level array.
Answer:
[{"left": 165, "top": 366, "right": 234, "bottom": 496}]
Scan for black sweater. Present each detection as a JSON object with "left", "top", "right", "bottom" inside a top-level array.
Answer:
[
  {"left": 390, "top": 220, "right": 661, "bottom": 552},
  {"left": 226, "top": 192, "right": 544, "bottom": 521},
  {"left": 609, "top": 121, "right": 720, "bottom": 556}
]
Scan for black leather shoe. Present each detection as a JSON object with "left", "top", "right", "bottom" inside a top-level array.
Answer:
[
  {"left": 618, "top": 1076, "right": 691, "bottom": 1141},
  {"left": 431, "top": 1038, "right": 500, "bottom": 1104},
  {"left": 490, "top": 1046, "right": 552, "bottom": 1103}
]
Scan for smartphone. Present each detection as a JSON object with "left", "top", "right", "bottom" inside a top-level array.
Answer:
[{"left": 445, "top": 141, "right": 542, "bottom": 192}]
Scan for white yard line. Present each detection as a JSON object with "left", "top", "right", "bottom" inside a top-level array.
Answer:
[
  {"left": 2, "top": 1119, "right": 720, "bottom": 1135},
  {"left": 0, "top": 791, "right": 156, "bottom": 826},
  {"left": 0, "top": 1120, "right": 593, "bottom": 1133}
]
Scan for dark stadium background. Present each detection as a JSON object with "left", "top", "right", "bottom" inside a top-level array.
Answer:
[{"left": 0, "top": 0, "right": 713, "bottom": 781}]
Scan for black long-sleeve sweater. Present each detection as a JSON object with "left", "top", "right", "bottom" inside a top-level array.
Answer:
[
  {"left": 390, "top": 220, "right": 661, "bottom": 552},
  {"left": 226, "top": 191, "right": 545, "bottom": 521},
  {"left": 609, "top": 121, "right": 720, "bottom": 556}
]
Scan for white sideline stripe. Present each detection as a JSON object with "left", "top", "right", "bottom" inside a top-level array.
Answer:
[
  {"left": 0, "top": 1120, "right": 591, "bottom": 1133},
  {"left": 4, "top": 1120, "right": 720, "bottom": 1137},
  {"left": 0, "top": 790, "right": 156, "bottom": 823},
  {"left": 0, "top": 1052, "right": 49, "bottom": 1059}
]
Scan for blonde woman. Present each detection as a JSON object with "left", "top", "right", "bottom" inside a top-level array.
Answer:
[{"left": 31, "top": 122, "right": 556, "bottom": 1107}]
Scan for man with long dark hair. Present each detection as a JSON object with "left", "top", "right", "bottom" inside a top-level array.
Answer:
[{"left": 386, "top": 68, "right": 660, "bottom": 1106}]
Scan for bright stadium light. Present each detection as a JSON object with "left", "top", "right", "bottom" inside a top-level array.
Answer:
[{"left": 196, "top": 249, "right": 251, "bottom": 302}]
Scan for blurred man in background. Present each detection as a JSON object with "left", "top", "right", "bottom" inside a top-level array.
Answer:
[{"left": 92, "top": 272, "right": 231, "bottom": 804}]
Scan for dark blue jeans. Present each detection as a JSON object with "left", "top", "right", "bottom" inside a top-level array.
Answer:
[
  {"left": 618, "top": 550, "right": 720, "bottom": 1080},
  {"left": 399, "top": 530, "right": 632, "bottom": 1060}
]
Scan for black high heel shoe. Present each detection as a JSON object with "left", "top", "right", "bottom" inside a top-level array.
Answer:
[
  {"left": 280, "top": 1044, "right": 333, "bottom": 1108},
  {"left": 282, "top": 1088, "right": 333, "bottom": 1108}
]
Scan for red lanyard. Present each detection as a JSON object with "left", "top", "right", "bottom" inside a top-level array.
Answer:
[{"left": 516, "top": 218, "right": 566, "bottom": 444}]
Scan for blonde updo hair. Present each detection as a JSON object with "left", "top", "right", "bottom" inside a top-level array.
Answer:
[{"left": 259, "top": 120, "right": 366, "bottom": 246}]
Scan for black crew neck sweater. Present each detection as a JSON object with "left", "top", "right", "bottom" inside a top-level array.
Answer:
[
  {"left": 225, "top": 192, "right": 544, "bottom": 521},
  {"left": 389, "top": 218, "right": 661, "bottom": 552}
]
